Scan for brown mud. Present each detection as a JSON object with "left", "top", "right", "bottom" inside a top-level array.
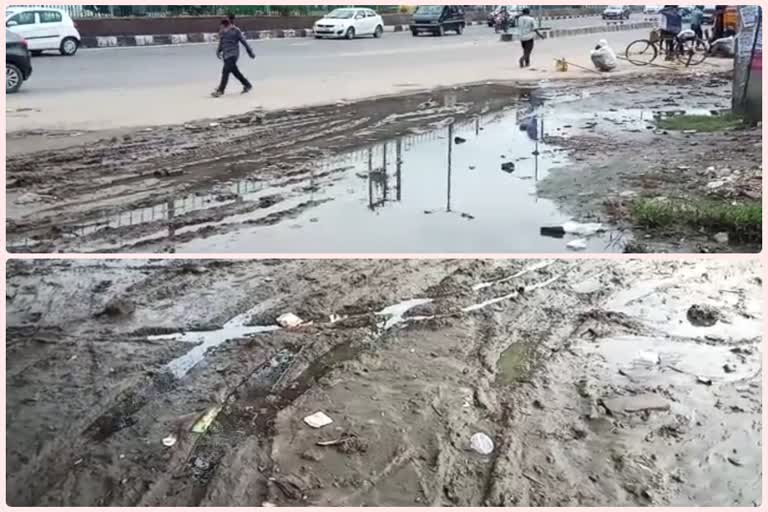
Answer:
[
  {"left": 6, "top": 72, "right": 760, "bottom": 253},
  {"left": 6, "top": 259, "right": 762, "bottom": 506}
]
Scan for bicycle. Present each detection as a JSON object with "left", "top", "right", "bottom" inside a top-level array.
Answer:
[{"left": 625, "top": 28, "right": 709, "bottom": 67}]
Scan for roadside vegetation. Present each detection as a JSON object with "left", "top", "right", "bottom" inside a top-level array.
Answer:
[
  {"left": 655, "top": 113, "right": 746, "bottom": 132},
  {"left": 630, "top": 198, "right": 762, "bottom": 242}
]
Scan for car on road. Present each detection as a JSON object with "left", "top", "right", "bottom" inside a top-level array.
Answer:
[
  {"left": 602, "top": 6, "right": 631, "bottom": 20},
  {"left": 411, "top": 5, "right": 466, "bottom": 36},
  {"left": 5, "top": 7, "right": 81, "bottom": 56},
  {"left": 643, "top": 5, "right": 663, "bottom": 15},
  {"left": 313, "top": 8, "right": 384, "bottom": 39},
  {"left": 6, "top": 29, "right": 32, "bottom": 93}
]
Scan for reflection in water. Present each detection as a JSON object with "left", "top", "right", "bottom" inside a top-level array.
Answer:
[{"left": 9, "top": 98, "right": 616, "bottom": 253}]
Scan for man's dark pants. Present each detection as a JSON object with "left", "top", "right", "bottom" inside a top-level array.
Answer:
[
  {"left": 218, "top": 57, "right": 251, "bottom": 93},
  {"left": 520, "top": 39, "right": 534, "bottom": 67}
]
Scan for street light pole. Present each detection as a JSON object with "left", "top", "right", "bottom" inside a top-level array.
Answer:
[{"left": 537, "top": 5, "right": 543, "bottom": 28}]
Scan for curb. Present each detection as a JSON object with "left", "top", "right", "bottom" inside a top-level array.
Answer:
[
  {"left": 79, "top": 15, "right": 606, "bottom": 48},
  {"left": 500, "top": 21, "right": 655, "bottom": 42}
]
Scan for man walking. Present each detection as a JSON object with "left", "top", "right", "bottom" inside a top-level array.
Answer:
[
  {"left": 517, "top": 8, "right": 544, "bottom": 68},
  {"left": 212, "top": 18, "right": 255, "bottom": 97},
  {"left": 659, "top": 5, "right": 682, "bottom": 60}
]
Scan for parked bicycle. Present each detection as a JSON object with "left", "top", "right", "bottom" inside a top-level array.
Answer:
[{"left": 625, "top": 28, "right": 709, "bottom": 67}]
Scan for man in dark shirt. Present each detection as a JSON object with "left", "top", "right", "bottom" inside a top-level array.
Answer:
[{"left": 212, "top": 18, "right": 255, "bottom": 97}]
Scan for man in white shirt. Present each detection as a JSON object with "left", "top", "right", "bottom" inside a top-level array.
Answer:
[{"left": 516, "top": 8, "right": 544, "bottom": 68}]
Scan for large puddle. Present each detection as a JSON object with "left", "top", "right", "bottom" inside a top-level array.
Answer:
[{"left": 10, "top": 87, "right": 731, "bottom": 253}]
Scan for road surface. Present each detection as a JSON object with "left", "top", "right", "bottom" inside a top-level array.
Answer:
[
  {"left": 8, "top": 17, "right": 728, "bottom": 134},
  {"left": 24, "top": 19, "right": 606, "bottom": 93}
]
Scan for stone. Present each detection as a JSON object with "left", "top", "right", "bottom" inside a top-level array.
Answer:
[{"left": 601, "top": 394, "right": 670, "bottom": 414}]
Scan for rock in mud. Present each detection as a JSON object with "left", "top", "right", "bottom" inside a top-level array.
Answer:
[
  {"left": 601, "top": 394, "right": 670, "bottom": 415},
  {"left": 687, "top": 304, "right": 720, "bottom": 327},
  {"left": 713, "top": 232, "right": 729, "bottom": 244},
  {"left": 99, "top": 298, "right": 136, "bottom": 318}
]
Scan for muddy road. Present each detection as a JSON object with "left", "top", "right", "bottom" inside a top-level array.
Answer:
[
  {"left": 7, "top": 71, "right": 759, "bottom": 254},
  {"left": 6, "top": 259, "right": 761, "bottom": 506}
]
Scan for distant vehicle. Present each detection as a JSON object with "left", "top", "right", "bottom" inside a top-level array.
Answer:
[
  {"left": 313, "top": 8, "right": 384, "bottom": 39},
  {"left": 5, "top": 7, "right": 81, "bottom": 56},
  {"left": 486, "top": 6, "right": 523, "bottom": 27},
  {"left": 643, "top": 5, "right": 663, "bottom": 15},
  {"left": 410, "top": 5, "right": 466, "bottom": 36},
  {"left": 6, "top": 29, "right": 32, "bottom": 93},
  {"left": 603, "top": 6, "right": 631, "bottom": 20},
  {"left": 702, "top": 6, "right": 716, "bottom": 25}
]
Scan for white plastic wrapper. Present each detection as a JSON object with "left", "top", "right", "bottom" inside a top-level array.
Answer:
[
  {"left": 590, "top": 39, "right": 618, "bottom": 72},
  {"left": 469, "top": 432, "right": 495, "bottom": 455}
]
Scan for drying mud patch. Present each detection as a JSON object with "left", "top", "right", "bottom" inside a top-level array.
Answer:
[
  {"left": 6, "top": 259, "right": 761, "bottom": 506},
  {"left": 535, "top": 71, "right": 761, "bottom": 253}
]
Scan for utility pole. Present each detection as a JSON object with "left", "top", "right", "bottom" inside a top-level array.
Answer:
[{"left": 537, "top": 5, "right": 543, "bottom": 28}]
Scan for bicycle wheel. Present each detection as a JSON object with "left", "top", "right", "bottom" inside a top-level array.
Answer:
[
  {"left": 677, "top": 38, "right": 709, "bottom": 67},
  {"left": 625, "top": 39, "right": 658, "bottom": 66}
]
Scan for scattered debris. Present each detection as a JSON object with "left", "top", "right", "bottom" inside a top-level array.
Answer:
[
  {"left": 501, "top": 162, "right": 515, "bottom": 173},
  {"left": 277, "top": 313, "right": 303, "bottom": 328},
  {"left": 191, "top": 406, "right": 223, "bottom": 434},
  {"left": 713, "top": 232, "right": 729, "bottom": 244},
  {"left": 567, "top": 239, "right": 588, "bottom": 251},
  {"left": 696, "top": 376, "right": 713, "bottom": 386},
  {"left": 454, "top": 136, "right": 467, "bottom": 144},
  {"left": 469, "top": 432, "right": 494, "bottom": 455},
  {"left": 162, "top": 435, "right": 177, "bottom": 447},
  {"left": 303, "top": 411, "right": 333, "bottom": 429}
]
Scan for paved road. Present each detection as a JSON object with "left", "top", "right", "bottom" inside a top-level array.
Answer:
[{"left": 27, "top": 16, "right": 619, "bottom": 93}]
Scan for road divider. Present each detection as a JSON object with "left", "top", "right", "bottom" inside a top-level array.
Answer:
[
  {"left": 79, "top": 15, "right": 608, "bottom": 49},
  {"left": 500, "top": 21, "right": 656, "bottom": 42}
]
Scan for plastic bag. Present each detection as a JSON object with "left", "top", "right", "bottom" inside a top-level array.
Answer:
[{"left": 590, "top": 39, "right": 618, "bottom": 72}]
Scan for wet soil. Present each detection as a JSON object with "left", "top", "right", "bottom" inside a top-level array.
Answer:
[
  {"left": 6, "top": 259, "right": 762, "bottom": 506},
  {"left": 535, "top": 71, "right": 762, "bottom": 253},
  {"left": 7, "top": 72, "right": 759, "bottom": 253}
]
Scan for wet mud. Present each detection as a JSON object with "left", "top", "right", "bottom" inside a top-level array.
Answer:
[
  {"left": 6, "top": 259, "right": 761, "bottom": 506},
  {"left": 8, "top": 72, "right": 758, "bottom": 253}
]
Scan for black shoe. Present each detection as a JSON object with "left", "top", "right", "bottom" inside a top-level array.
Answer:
[
  {"left": 211, "top": 90, "right": 223, "bottom": 98},
  {"left": 242, "top": 85, "right": 252, "bottom": 94}
]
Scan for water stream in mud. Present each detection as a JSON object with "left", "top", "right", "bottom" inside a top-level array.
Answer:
[{"left": 154, "top": 262, "right": 561, "bottom": 380}]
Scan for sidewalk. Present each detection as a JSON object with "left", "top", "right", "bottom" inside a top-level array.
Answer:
[{"left": 6, "top": 28, "right": 730, "bottom": 134}]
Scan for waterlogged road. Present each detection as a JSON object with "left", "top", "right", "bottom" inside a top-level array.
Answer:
[{"left": 6, "top": 259, "right": 762, "bottom": 506}]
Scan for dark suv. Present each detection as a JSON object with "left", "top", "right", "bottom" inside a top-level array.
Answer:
[
  {"left": 6, "top": 30, "right": 32, "bottom": 93},
  {"left": 410, "top": 5, "right": 466, "bottom": 36}
]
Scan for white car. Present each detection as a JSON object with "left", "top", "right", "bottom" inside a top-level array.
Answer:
[
  {"left": 643, "top": 5, "right": 663, "bottom": 15},
  {"left": 313, "top": 8, "right": 384, "bottom": 40},
  {"left": 5, "top": 7, "right": 81, "bottom": 56}
]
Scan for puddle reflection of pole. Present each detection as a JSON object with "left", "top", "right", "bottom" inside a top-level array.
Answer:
[
  {"left": 382, "top": 142, "right": 388, "bottom": 203},
  {"left": 396, "top": 138, "right": 402, "bottom": 201},
  {"left": 446, "top": 123, "right": 453, "bottom": 212},
  {"left": 367, "top": 147, "right": 374, "bottom": 210}
]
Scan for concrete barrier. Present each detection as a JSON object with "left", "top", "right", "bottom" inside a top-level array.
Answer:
[
  {"left": 78, "top": 16, "right": 619, "bottom": 49},
  {"left": 499, "top": 21, "right": 655, "bottom": 42}
]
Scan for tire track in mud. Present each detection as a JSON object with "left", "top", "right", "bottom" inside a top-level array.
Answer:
[{"left": 6, "top": 260, "right": 760, "bottom": 506}]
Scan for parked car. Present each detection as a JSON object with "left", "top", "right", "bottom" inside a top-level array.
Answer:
[
  {"left": 5, "top": 7, "right": 81, "bottom": 56},
  {"left": 410, "top": 5, "right": 465, "bottom": 36},
  {"left": 313, "top": 8, "right": 384, "bottom": 39},
  {"left": 6, "top": 29, "right": 32, "bottom": 93},
  {"left": 643, "top": 5, "right": 663, "bottom": 15},
  {"left": 602, "top": 6, "right": 631, "bottom": 20}
]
